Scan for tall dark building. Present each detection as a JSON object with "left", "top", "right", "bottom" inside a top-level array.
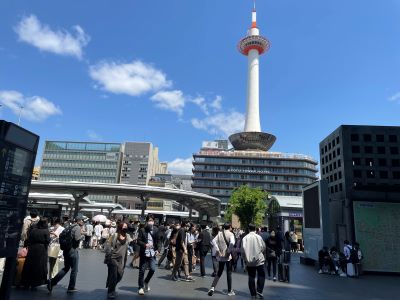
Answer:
[{"left": 319, "top": 125, "right": 400, "bottom": 273}]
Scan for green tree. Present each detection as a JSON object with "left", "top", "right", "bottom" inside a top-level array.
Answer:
[{"left": 225, "top": 185, "right": 268, "bottom": 229}]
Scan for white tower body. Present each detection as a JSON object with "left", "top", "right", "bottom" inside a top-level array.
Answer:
[
  {"left": 229, "top": 4, "right": 276, "bottom": 151},
  {"left": 245, "top": 48, "right": 261, "bottom": 132}
]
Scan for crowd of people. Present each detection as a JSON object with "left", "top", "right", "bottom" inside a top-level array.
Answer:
[
  {"left": 318, "top": 240, "right": 364, "bottom": 277},
  {"left": 12, "top": 210, "right": 327, "bottom": 299}
]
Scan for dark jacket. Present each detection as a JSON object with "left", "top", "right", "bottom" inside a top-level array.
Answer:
[
  {"left": 198, "top": 230, "right": 212, "bottom": 255},
  {"left": 137, "top": 226, "right": 159, "bottom": 258}
]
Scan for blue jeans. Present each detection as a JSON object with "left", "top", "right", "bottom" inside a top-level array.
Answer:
[
  {"left": 138, "top": 256, "right": 156, "bottom": 289},
  {"left": 51, "top": 248, "right": 79, "bottom": 289},
  {"left": 247, "top": 264, "right": 265, "bottom": 296}
]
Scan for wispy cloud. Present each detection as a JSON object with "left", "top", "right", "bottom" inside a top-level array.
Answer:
[
  {"left": 15, "top": 15, "right": 89, "bottom": 59},
  {"left": 388, "top": 92, "right": 400, "bottom": 103},
  {"left": 151, "top": 90, "right": 185, "bottom": 115},
  {"left": 89, "top": 60, "right": 171, "bottom": 97},
  {"left": 191, "top": 111, "right": 245, "bottom": 137},
  {"left": 87, "top": 130, "right": 103, "bottom": 141},
  {"left": 0, "top": 90, "right": 62, "bottom": 121},
  {"left": 167, "top": 157, "right": 193, "bottom": 175}
]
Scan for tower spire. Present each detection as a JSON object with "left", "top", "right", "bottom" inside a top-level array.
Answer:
[{"left": 252, "top": 0, "right": 257, "bottom": 28}]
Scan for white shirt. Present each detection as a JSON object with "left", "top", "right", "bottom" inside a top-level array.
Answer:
[
  {"left": 94, "top": 224, "right": 103, "bottom": 237},
  {"left": 344, "top": 245, "right": 352, "bottom": 259}
]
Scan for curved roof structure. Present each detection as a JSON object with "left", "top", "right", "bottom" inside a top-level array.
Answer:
[
  {"left": 30, "top": 181, "right": 221, "bottom": 217},
  {"left": 269, "top": 195, "right": 302, "bottom": 209}
]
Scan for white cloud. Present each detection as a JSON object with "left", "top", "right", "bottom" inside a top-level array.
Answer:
[
  {"left": 191, "top": 111, "right": 245, "bottom": 137},
  {"left": 168, "top": 157, "right": 193, "bottom": 175},
  {"left": 150, "top": 90, "right": 185, "bottom": 115},
  {"left": 15, "top": 15, "right": 89, "bottom": 59},
  {"left": 0, "top": 90, "right": 62, "bottom": 122},
  {"left": 89, "top": 60, "right": 171, "bottom": 96},
  {"left": 190, "top": 96, "right": 208, "bottom": 115},
  {"left": 388, "top": 92, "right": 400, "bottom": 103},
  {"left": 87, "top": 130, "right": 103, "bottom": 141},
  {"left": 210, "top": 95, "right": 222, "bottom": 111}
]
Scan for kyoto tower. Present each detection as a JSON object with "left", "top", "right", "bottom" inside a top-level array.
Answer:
[{"left": 229, "top": 2, "right": 276, "bottom": 151}]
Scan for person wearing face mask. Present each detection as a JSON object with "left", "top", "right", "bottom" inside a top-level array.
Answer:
[
  {"left": 104, "top": 222, "right": 132, "bottom": 299},
  {"left": 171, "top": 221, "right": 194, "bottom": 282},
  {"left": 136, "top": 215, "right": 159, "bottom": 295}
]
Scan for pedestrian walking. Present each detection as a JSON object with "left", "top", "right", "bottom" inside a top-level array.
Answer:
[
  {"left": 104, "top": 222, "right": 132, "bottom": 299},
  {"left": 137, "top": 215, "right": 159, "bottom": 295},
  {"left": 241, "top": 224, "right": 266, "bottom": 299},
  {"left": 48, "top": 215, "right": 84, "bottom": 293},
  {"left": 21, "top": 218, "right": 50, "bottom": 289},
  {"left": 171, "top": 221, "right": 194, "bottom": 282},
  {"left": 197, "top": 224, "right": 212, "bottom": 277},
  {"left": 266, "top": 230, "right": 281, "bottom": 281},
  {"left": 210, "top": 226, "right": 220, "bottom": 277},
  {"left": 208, "top": 223, "right": 236, "bottom": 296}
]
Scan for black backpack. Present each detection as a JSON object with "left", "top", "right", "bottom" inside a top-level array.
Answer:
[
  {"left": 59, "top": 224, "right": 77, "bottom": 251},
  {"left": 347, "top": 246, "right": 360, "bottom": 264}
]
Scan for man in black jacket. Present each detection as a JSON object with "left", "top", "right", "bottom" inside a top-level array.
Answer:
[
  {"left": 197, "top": 225, "right": 212, "bottom": 277},
  {"left": 137, "top": 215, "right": 159, "bottom": 295}
]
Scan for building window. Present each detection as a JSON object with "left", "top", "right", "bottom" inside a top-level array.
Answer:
[
  {"left": 338, "top": 171, "right": 342, "bottom": 179},
  {"left": 339, "top": 183, "right": 343, "bottom": 191},
  {"left": 390, "top": 147, "right": 399, "bottom": 155},
  {"left": 322, "top": 169, "right": 325, "bottom": 175},
  {"left": 337, "top": 148, "right": 341, "bottom": 156},
  {"left": 335, "top": 185, "right": 338, "bottom": 193},
  {"left": 379, "top": 171, "right": 388, "bottom": 179},
  {"left": 392, "top": 159, "right": 400, "bottom": 167},
  {"left": 365, "top": 158, "right": 374, "bottom": 167},
  {"left": 366, "top": 171, "right": 375, "bottom": 178},
  {"left": 376, "top": 134, "right": 384, "bottom": 142},
  {"left": 393, "top": 171, "right": 400, "bottom": 179},
  {"left": 377, "top": 146, "right": 386, "bottom": 154},
  {"left": 325, "top": 145, "right": 328, "bottom": 153},
  {"left": 332, "top": 139, "right": 336, "bottom": 147},
  {"left": 363, "top": 134, "right": 372, "bottom": 142},
  {"left": 389, "top": 135, "right": 398, "bottom": 143},
  {"left": 364, "top": 146, "right": 373, "bottom": 154},
  {"left": 330, "top": 186, "right": 334, "bottom": 193},
  {"left": 351, "top": 134, "right": 359, "bottom": 141},
  {"left": 322, "top": 157, "right": 325, "bottom": 164},
  {"left": 321, "top": 148, "right": 324, "bottom": 155},
  {"left": 353, "top": 170, "right": 362, "bottom": 178},
  {"left": 336, "top": 137, "right": 340, "bottom": 144},
  {"left": 338, "top": 159, "right": 341, "bottom": 167},
  {"left": 352, "top": 158, "right": 361, "bottom": 166},
  {"left": 329, "top": 164, "right": 332, "bottom": 172},
  {"left": 329, "top": 153, "right": 332, "bottom": 160},
  {"left": 379, "top": 158, "right": 387, "bottom": 166},
  {"left": 333, "top": 161, "right": 337, "bottom": 169},
  {"left": 329, "top": 143, "right": 332, "bottom": 150},
  {"left": 330, "top": 175, "right": 333, "bottom": 182},
  {"left": 333, "top": 151, "right": 336, "bottom": 158},
  {"left": 334, "top": 173, "right": 338, "bottom": 181},
  {"left": 352, "top": 146, "right": 360, "bottom": 153}
]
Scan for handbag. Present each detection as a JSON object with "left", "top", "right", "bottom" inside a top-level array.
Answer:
[
  {"left": 48, "top": 242, "right": 61, "bottom": 258},
  {"left": 221, "top": 231, "right": 231, "bottom": 259},
  {"left": 17, "top": 247, "right": 28, "bottom": 258}
]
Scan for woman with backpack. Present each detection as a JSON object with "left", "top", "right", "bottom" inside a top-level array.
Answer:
[{"left": 104, "top": 222, "right": 132, "bottom": 299}]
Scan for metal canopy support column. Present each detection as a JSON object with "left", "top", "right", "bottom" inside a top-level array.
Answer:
[
  {"left": 140, "top": 194, "right": 149, "bottom": 221},
  {"left": 72, "top": 192, "right": 88, "bottom": 218}
]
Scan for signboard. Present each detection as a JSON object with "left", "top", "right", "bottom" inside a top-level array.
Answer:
[
  {"left": 0, "top": 122, "right": 38, "bottom": 258},
  {"left": 353, "top": 201, "right": 400, "bottom": 273}
]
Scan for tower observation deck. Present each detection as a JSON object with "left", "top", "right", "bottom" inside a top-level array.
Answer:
[{"left": 229, "top": 4, "right": 276, "bottom": 151}]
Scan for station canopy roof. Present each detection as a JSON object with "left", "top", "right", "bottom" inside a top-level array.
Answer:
[
  {"left": 30, "top": 181, "right": 221, "bottom": 217},
  {"left": 269, "top": 195, "right": 303, "bottom": 209}
]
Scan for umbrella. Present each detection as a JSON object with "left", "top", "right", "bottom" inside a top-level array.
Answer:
[{"left": 92, "top": 215, "right": 107, "bottom": 223}]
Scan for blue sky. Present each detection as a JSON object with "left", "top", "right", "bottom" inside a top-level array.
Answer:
[{"left": 1, "top": 0, "right": 400, "bottom": 174}]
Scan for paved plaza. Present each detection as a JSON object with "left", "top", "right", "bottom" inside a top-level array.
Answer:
[{"left": 6, "top": 250, "right": 399, "bottom": 300}]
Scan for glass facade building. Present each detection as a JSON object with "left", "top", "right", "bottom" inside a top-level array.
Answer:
[
  {"left": 40, "top": 141, "right": 122, "bottom": 202},
  {"left": 192, "top": 146, "right": 318, "bottom": 211}
]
